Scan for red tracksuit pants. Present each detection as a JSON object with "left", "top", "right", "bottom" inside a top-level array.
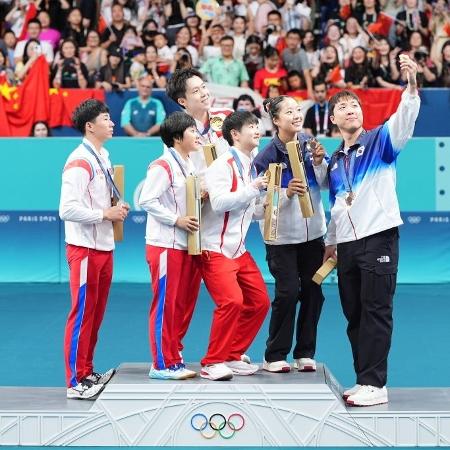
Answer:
[
  {"left": 64, "top": 245, "right": 113, "bottom": 388},
  {"left": 146, "top": 245, "right": 200, "bottom": 369},
  {"left": 200, "top": 251, "right": 270, "bottom": 366}
]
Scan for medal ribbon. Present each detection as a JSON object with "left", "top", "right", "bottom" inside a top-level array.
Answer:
[
  {"left": 168, "top": 147, "right": 191, "bottom": 178},
  {"left": 338, "top": 149, "right": 357, "bottom": 194},
  {"left": 230, "top": 148, "right": 257, "bottom": 181},
  {"left": 315, "top": 102, "right": 329, "bottom": 135}
]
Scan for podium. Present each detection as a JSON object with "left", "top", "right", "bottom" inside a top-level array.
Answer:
[{"left": 1, "top": 363, "right": 450, "bottom": 446}]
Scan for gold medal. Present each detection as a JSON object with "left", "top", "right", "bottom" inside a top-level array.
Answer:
[
  {"left": 210, "top": 116, "right": 223, "bottom": 132},
  {"left": 345, "top": 191, "right": 355, "bottom": 206}
]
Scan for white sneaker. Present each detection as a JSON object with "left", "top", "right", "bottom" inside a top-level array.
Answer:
[
  {"left": 262, "top": 360, "right": 291, "bottom": 373},
  {"left": 149, "top": 364, "right": 193, "bottom": 380},
  {"left": 85, "top": 368, "right": 116, "bottom": 385},
  {"left": 200, "top": 363, "right": 233, "bottom": 381},
  {"left": 225, "top": 360, "right": 259, "bottom": 375},
  {"left": 240, "top": 354, "right": 251, "bottom": 364},
  {"left": 346, "top": 385, "right": 388, "bottom": 406},
  {"left": 295, "top": 358, "right": 317, "bottom": 372},
  {"left": 67, "top": 379, "right": 104, "bottom": 399},
  {"left": 343, "top": 384, "right": 361, "bottom": 400},
  {"left": 176, "top": 363, "right": 197, "bottom": 379}
]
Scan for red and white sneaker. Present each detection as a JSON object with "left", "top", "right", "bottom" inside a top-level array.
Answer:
[
  {"left": 346, "top": 385, "right": 388, "bottom": 406},
  {"left": 200, "top": 363, "right": 233, "bottom": 381},
  {"left": 343, "top": 384, "right": 361, "bottom": 400},
  {"left": 262, "top": 360, "right": 291, "bottom": 373},
  {"left": 294, "top": 358, "right": 317, "bottom": 372}
]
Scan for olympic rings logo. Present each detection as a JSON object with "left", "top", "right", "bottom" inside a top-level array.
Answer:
[{"left": 190, "top": 413, "right": 245, "bottom": 440}]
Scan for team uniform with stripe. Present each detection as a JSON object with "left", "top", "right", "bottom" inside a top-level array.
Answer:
[
  {"left": 199, "top": 148, "right": 270, "bottom": 366},
  {"left": 59, "top": 138, "right": 115, "bottom": 388},
  {"left": 326, "top": 90, "right": 420, "bottom": 388},
  {"left": 138, "top": 149, "right": 200, "bottom": 369},
  {"left": 253, "top": 133, "right": 329, "bottom": 364}
]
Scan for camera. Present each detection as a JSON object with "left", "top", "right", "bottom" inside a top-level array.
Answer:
[
  {"left": 414, "top": 51, "right": 427, "bottom": 63},
  {"left": 266, "top": 24, "right": 277, "bottom": 35}
]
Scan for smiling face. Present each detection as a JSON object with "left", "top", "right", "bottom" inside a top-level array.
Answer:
[
  {"left": 273, "top": 97, "right": 304, "bottom": 134},
  {"left": 351, "top": 47, "right": 366, "bottom": 64},
  {"left": 176, "top": 27, "right": 191, "bottom": 46},
  {"left": 177, "top": 126, "right": 202, "bottom": 154},
  {"left": 179, "top": 75, "right": 211, "bottom": 113},
  {"left": 61, "top": 41, "right": 76, "bottom": 59},
  {"left": 330, "top": 94, "right": 363, "bottom": 134},
  {"left": 232, "top": 121, "right": 260, "bottom": 151}
]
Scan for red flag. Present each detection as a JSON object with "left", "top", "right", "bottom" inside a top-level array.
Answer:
[
  {"left": 18, "top": 2, "right": 38, "bottom": 41},
  {"left": 328, "top": 66, "right": 343, "bottom": 84},
  {"left": 444, "top": 22, "right": 450, "bottom": 37},
  {"left": 0, "top": 55, "right": 49, "bottom": 136},
  {"left": 367, "top": 13, "right": 393, "bottom": 37}
]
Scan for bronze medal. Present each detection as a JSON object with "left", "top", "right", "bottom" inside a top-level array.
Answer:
[{"left": 346, "top": 191, "right": 355, "bottom": 206}]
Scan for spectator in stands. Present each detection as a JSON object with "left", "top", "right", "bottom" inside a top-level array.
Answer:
[
  {"left": 171, "top": 47, "right": 193, "bottom": 72},
  {"left": 280, "top": 0, "right": 312, "bottom": 31},
  {"left": 145, "top": 44, "right": 168, "bottom": 88},
  {"left": 329, "top": 123, "right": 341, "bottom": 138},
  {"left": 340, "top": 16, "right": 369, "bottom": 64},
  {"left": 406, "top": 30, "right": 425, "bottom": 59},
  {"left": 200, "top": 35, "right": 249, "bottom": 87},
  {"left": 244, "top": 35, "right": 264, "bottom": 87},
  {"left": 345, "top": 46, "right": 375, "bottom": 88},
  {"left": 153, "top": 31, "right": 173, "bottom": 74},
  {"left": 311, "top": 45, "right": 346, "bottom": 89},
  {"left": 30, "top": 121, "right": 51, "bottom": 137},
  {"left": 285, "top": 70, "right": 306, "bottom": 101},
  {"left": 233, "top": 94, "right": 259, "bottom": 115},
  {"left": 0, "top": 30, "right": 16, "bottom": 70},
  {"left": 102, "top": 0, "right": 137, "bottom": 27},
  {"left": 0, "top": 47, "right": 14, "bottom": 85},
  {"left": 128, "top": 47, "right": 147, "bottom": 86},
  {"left": 15, "top": 38, "right": 45, "bottom": 82},
  {"left": 101, "top": 3, "right": 129, "bottom": 50},
  {"left": 14, "top": 19, "right": 54, "bottom": 65},
  {"left": 62, "top": 7, "right": 88, "bottom": 49},
  {"left": 96, "top": 44, "right": 131, "bottom": 91},
  {"left": 408, "top": 46, "right": 437, "bottom": 87},
  {"left": 199, "top": 22, "right": 225, "bottom": 64},
  {"left": 267, "top": 83, "right": 281, "bottom": 99},
  {"left": 231, "top": 15, "right": 248, "bottom": 61},
  {"left": 263, "top": 10, "right": 286, "bottom": 53},
  {"left": 164, "top": 0, "right": 194, "bottom": 45},
  {"left": 436, "top": 40, "right": 450, "bottom": 87},
  {"left": 254, "top": 46, "right": 287, "bottom": 98},
  {"left": 143, "top": 3, "right": 165, "bottom": 33},
  {"left": 253, "top": 0, "right": 277, "bottom": 36},
  {"left": 80, "top": 30, "right": 108, "bottom": 86},
  {"left": 120, "top": 25, "right": 144, "bottom": 53},
  {"left": 302, "top": 30, "right": 320, "bottom": 70},
  {"left": 353, "top": 0, "right": 380, "bottom": 28},
  {"left": 51, "top": 39, "right": 89, "bottom": 89},
  {"left": 429, "top": 0, "right": 450, "bottom": 63},
  {"left": 282, "top": 29, "right": 314, "bottom": 99},
  {"left": 78, "top": 0, "right": 97, "bottom": 30},
  {"left": 303, "top": 79, "right": 331, "bottom": 137},
  {"left": 323, "top": 22, "right": 344, "bottom": 64},
  {"left": 4, "top": 0, "right": 28, "bottom": 37},
  {"left": 395, "top": 0, "right": 429, "bottom": 49},
  {"left": 141, "top": 19, "right": 159, "bottom": 47},
  {"left": 37, "top": 10, "right": 60, "bottom": 50},
  {"left": 37, "top": 0, "right": 71, "bottom": 32},
  {"left": 371, "top": 37, "right": 401, "bottom": 88},
  {"left": 185, "top": 13, "right": 202, "bottom": 49},
  {"left": 170, "top": 26, "right": 199, "bottom": 67},
  {"left": 120, "top": 74, "right": 166, "bottom": 137}
]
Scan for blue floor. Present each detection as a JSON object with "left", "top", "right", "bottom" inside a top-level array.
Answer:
[{"left": 1, "top": 282, "right": 449, "bottom": 389}]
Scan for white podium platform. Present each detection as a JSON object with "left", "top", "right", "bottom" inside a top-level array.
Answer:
[{"left": 1, "top": 362, "right": 450, "bottom": 446}]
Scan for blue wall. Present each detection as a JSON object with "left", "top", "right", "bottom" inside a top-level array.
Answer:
[{"left": 0, "top": 136, "right": 449, "bottom": 283}]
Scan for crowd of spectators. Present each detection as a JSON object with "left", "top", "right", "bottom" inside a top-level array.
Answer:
[{"left": 0, "top": 0, "right": 449, "bottom": 135}]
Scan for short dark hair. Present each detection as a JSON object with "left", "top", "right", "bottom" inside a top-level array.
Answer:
[
  {"left": 30, "top": 121, "right": 52, "bottom": 137},
  {"left": 286, "top": 28, "right": 302, "bottom": 39},
  {"left": 313, "top": 77, "right": 327, "bottom": 88},
  {"left": 232, "top": 94, "right": 255, "bottom": 110},
  {"left": 220, "top": 35, "right": 234, "bottom": 44},
  {"left": 329, "top": 90, "right": 361, "bottom": 116},
  {"left": 160, "top": 111, "right": 196, "bottom": 148},
  {"left": 287, "top": 69, "right": 302, "bottom": 79},
  {"left": 222, "top": 111, "right": 259, "bottom": 146},
  {"left": 268, "top": 10, "right": 281, "bottom": 18},
  {"left": 264, "top": 45, "right": 279, "bottom": 59},
  {"left": 166, "top": 68, "right": 204, "bottom": 107},
  {"left": 72, "top": 99, "right": 110, "bottom": 134},
  {"left": 28, "top": 18, "right": 41, "bottom": 28}
]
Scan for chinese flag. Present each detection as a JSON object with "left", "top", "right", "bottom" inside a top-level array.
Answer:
[
  {"left": 18, "top": 2, "right": 38, "bottom": 41},
  {"left": 0, "top": 55, "right": 50, "bottom": 136},
  {"left": 444, "top": 22, "right": 450, "bottom": 37},
  {"left": 328, "top": 66, "right": 343, "bottom": 84},
  {"left": 367, "top": 13, "right": 394, "bottom": 37}
]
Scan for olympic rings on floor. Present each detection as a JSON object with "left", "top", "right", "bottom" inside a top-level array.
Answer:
[{"left": 190, "top": 412, "right": 245, "bottom": 439}]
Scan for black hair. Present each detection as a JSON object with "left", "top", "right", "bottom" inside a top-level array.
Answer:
[
  {"left": 166, "top": 68, "right": 204, "bottom": 107},
  {"left": 263, "top": 95, "right": 297, "bottom": 130},
  {"left": 264, "top": 45, "right": 279, "bottom": 59},
  {"left": 287, "top": 69, "right": 302, "bottom": 79},
  {"left": 23, "top": 39, "right": 40, "bottom": 65},
  {"left": 267, "top": 10, "right": 281, "bottom": 18},
  {"left": 72, "top": 99, "right": 110, "bottom": 134},
  {"left": 286, "top": 28, "right": 302, "bottom": 39},
  {"left": 328, "top": 90, "right": 361, "bottom": 116},
  {"left": 220, "top": 35, "right": 234, "bottom": 44},
  {"left": 245, "top": 34, "right": 262, "bottom": 48},
  {"left": 160, "top": 111, "right": 196, "bottom": 148},
  {"left": 222, "top": 111, "right": 259, "bottom": 146},
  {"left": 232, "top": 94, "right": 256, "bottom": 110},
  {"left": 59, "top": 38, "right": 80, "bottom": 58},
  {"left": 30, "top": 121, "right": 52, "bottom": 137},
  {"left": 313, "top": 77, "right": 327, "bottom": 88},
  {"left": 233, "top": 15, "right": 247, "bottom": 23},
  {"left": 28, "top": 18, "right": 41, "bottom": 28}
]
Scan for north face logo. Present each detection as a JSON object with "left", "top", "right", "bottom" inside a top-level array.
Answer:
[{"left": 377, "top": 256, "right": 390, "bottom": 263}]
